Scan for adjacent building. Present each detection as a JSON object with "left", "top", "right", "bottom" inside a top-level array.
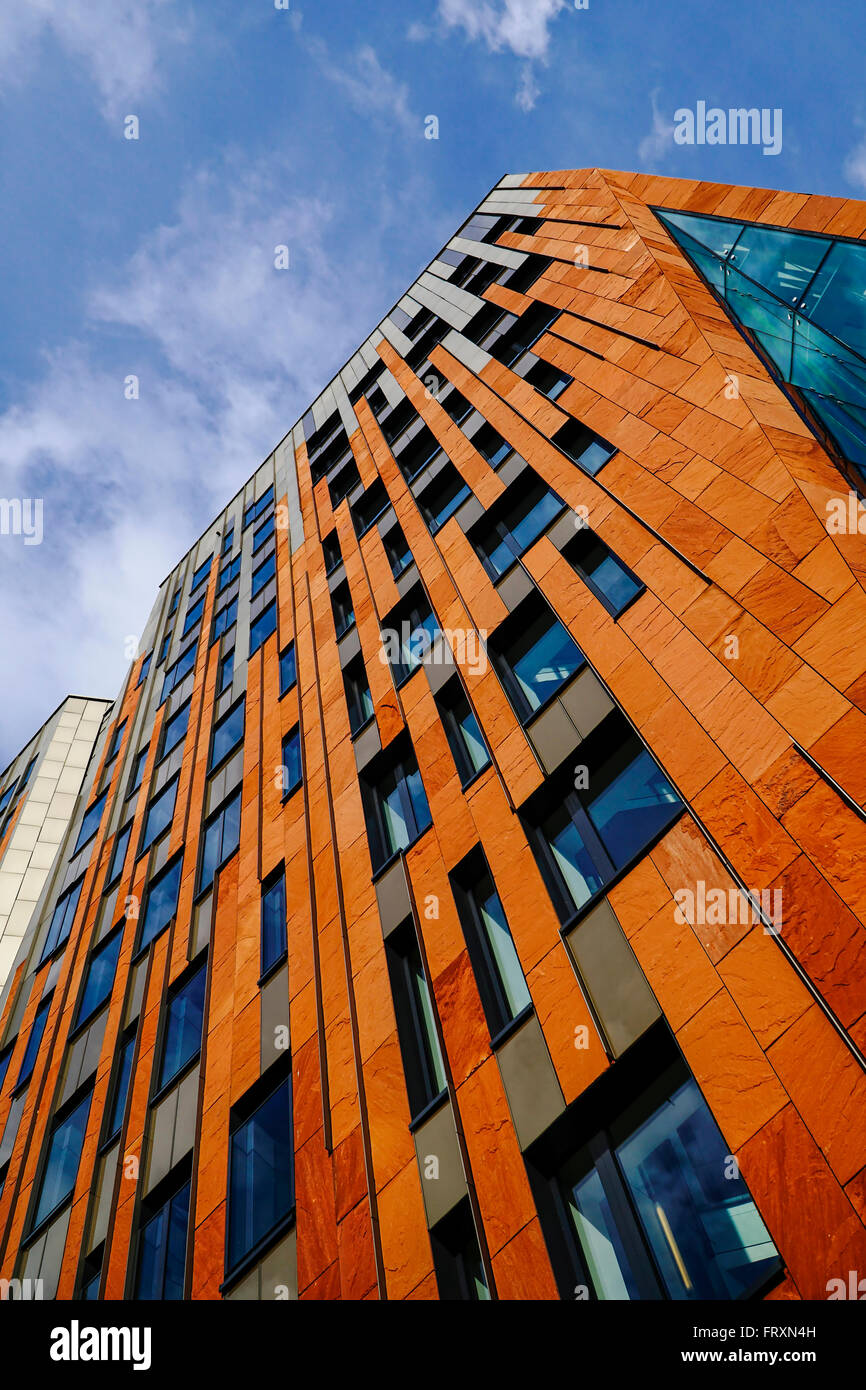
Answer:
[{"left": 1, "top": 168, "right": 866, "bottom": 1302}]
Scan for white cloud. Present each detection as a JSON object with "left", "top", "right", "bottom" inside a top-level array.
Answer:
[
  {"left": 438, "top": 0, "right": 567, "bottom": 60},
  {"left": 0, "top": 154, "right": 401, "bottom": 762},
  {"left": 306, "top": 40, "right": 416, "bottom": 134},
  {"left": 844, "top": 133, "right": 866, "bottom": 192},
  {"left": 0, "top": 0, "right": 189, "bottom": 121},
  {"left": 638, "top": 90, "right": 675, "bottom": 168},
  {"left": 515, "top": 63, "right": 540, "bottom": 113}
]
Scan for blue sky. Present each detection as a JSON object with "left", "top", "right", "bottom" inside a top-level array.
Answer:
[{"left": 1, "top": 0, "right": 865, "bottom": 765}]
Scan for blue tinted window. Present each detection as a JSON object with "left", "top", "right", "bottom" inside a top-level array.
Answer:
[
  {"left": 217, "top": 555, "right": 241, "bottom": 593},
  {"left": 73, "top": 791, "right": 107, "bottom": 854},
  {"left": 106, "top": 1034, "right": 136, "bottom": 1142},
  {"left": 281, "top": 730, "right": 302, "bottom": 797},
  {"left": 218, "top": 650, "right": 234, "bottom": 694},
  {"left": 249, "top": 601, "right": 277, "bottom": 656},
  {"left": 139, "top": 858, "right": 182, "bottom": 951},
  {"left": 210, "top": 702, "right": 244, "bottom": 771},
  {"left": 137, "top": 652, "right": 152, "bottom": 686},
  {"left": 159, "top": 963, "right": 207, "bottom": 1090},
  {"left": 16, "top": 997, "right": 51, "bottom": 1088},
  {"left": 228, "top": 1075, "right": 293, "bottom": 1271},
  {"left": 212, "top": 596, "right": 237, "bottom": 640},
  {"left": 77, "top": 930, "right": 122, "bottom": 1024},
  {"left": 279, "top": 644, "right": 296, "bottom": 696},
  {"left": 140, "top": 778, "right": 178, "bottom": 853},
  {"left": 252, "top": 551, "right": 276, "bottom": 597},
  {"left": 190, "top": 556, "right": 213, "bottom": 592},
  {"left": 32, "top": 1090, "right": 92, "bottom": 1229},
  {"left": 261, "top": 872, "right": 287, "bottom": 975},
  {"left": 181, "top": 593, "right": 205, "bottom": 637},
  {"left": 566, "top": 531, "right": 642, "bottom": 616},
  {"left": 160, "top": 703, "right": 190, "bottom": 759},
  {"left": 107, "top": 823, "right": 132, "bottom": 885},
  {"left": 128, "top": 746, "right": 149, "bottom": 797},
  {"left": 199, "top": 792, "right": 241, "bottom": 891},
  {"left": 135, "top": 1180, "right": 190, "bottom": 1300},
  {"left": 587, "top": 749, "right": 681, "bottom": 870},
  {"left": 505, "top": 612, "right": 583, "bottom": 716},
  {"left": 41, "top": 880, "right": 83, "bottom": 960}
]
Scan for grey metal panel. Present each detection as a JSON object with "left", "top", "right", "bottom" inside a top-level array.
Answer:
[
  {"left": 496, "top": 566, "right": 535, "bottom": 613},
  {"left": 440, "top": 329, "right": 492, "bottom": 376},
  {"left": 528, "top": 699, "right": 581, "bottom": 776},
  {"left": 311, "top": 385, "right": 338, "bottom": 430},
  {"left": 171, "top": 1066, "right": 199, "bottom": 1165},
  {"left": 87, "top": 1143, "right": 119, "bottom": 1253},
  {"left": 496, "top": 1013, "right": 565, "bottom": 1150},
  {"left": 125, "top": 958, "right": 147, "bottom": 1027},
  {"left": 379, "top": 318, "right": 412, "bottom": 357},
  {"left": 0, "top": 1092, "right": 26, "bottom": 1168},
  {"left": 413, "top": 1099, "right": 467, "bottom": 1227},
  {"left": 395, "top": 562, "right": 420, "bottom": 600},
  {"left": 398, "top": 294, "right": 423, "bottom": 317},
  {"left": 378, "top": 365, "right": 404, "bottom": 409},
  {"left": 261, "top": 963, "right": 289, "bottom": 1076},
  {"left": 337, "top": 627, "right": 362, "bottom": 669},
  {"left": 560, "top": 669, "right": 615, "bottom": 740},
  {"left": 427, "top": 259, "right": 456, "bottom": 280},
  {"left": 478, "top": 197, "right": 546, "bottom": 218},
  {"left": 352, "top": 719, "right": 382, "bottom": 774},
  {"left": 260, "top": 1228, "right": 297, "bottom": 1300},
  {"left": 360, "top": 337, "right": 382, "bottom": 368},
  {"left": 19, "top": 1205, "right": 71, "bottom": 1300},
  {"left": 331, "top": 373, "right": 360, "bottom": 440},
  {"left": 453, "top": 494, "right": 484, "bottom": 533},
  {"left": 499, "top": 452, "right": 530, "bottom": 489},
  {"left": 447, "top": 236, "right": 525, "bottom": 270},
  {"left": 424, "top": 637, "right": 457, "bottom": 697},
  {"left": 191, "top": 892, "right": 213, "bottom": 959},
  {"left": 484, "top": 186, "right": 543, "bottom": 204},
  {"left": 565, "top": 898, "right": 661, "bottom": 1058},
  {"left": 145, "top": 1086, "right": 178, "bottom": 1195},
  {"left": 498, "top": 173, "right": 531, "bottom": 188},
  {"left": 375, "top": 859, "right": 412, "bottom": 939}
]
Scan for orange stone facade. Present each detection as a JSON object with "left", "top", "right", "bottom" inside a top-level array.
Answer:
[{"left": 1, "top": 168, "right": 866, "bottom": 1302}]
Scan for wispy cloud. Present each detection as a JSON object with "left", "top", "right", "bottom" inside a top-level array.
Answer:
[
  {"left": 843, "top": 130, "right": 866, "bottom": 192},
  {"left": 306, "top": 40, "right": 416, "bottom": 135},
  {"left": 0, "top": 153, "right": 400, "bottom": 759},
  {"left": 430, "top": 0, "right": 568, "bottom": 112},
  {"left": 638, "top": 90, "right": 675, "bottom": 168},
  {"left": 0, "top": 0, "right": 190, "bottom": 122}
]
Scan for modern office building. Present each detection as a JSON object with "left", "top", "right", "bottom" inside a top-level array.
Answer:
[
  {"left": 0, "top": 698, "right": 113, "bottom": 997},
  {"left": 1, "top": 168, "right": 866, "bottom": 1302}
]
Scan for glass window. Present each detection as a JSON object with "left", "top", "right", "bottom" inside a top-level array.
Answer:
[
  {"left": 32, "top": 1090, "right": 92, "bottom": 1230},
  {"left": 15, "top": 996, "right": 51, "bottom": 1089},
  {"left": 472, "top": 475, "right": 563, "bottom": 579},
  {"left": 218, "top": 649, "right": 234, "bottom": 695},
  {"left": 431, "top": 1197, "right": 490, "bottom": 1301},
  {"left": 261, "top": 870, "right": 287, "bottom": 976},
  {"left": 168, "top": 588, "right": 181, "bottom": 616},
  {"left": 212, "top": 596, "right": 238, "bottom": 641},
  {"left": 537, "top": 1049, "right": 781, "bottom": 1302},
  {"left": 279, "top": 644, "right": 297, "bottom": 696},
  {"left": 523, "top": 359, "right": 572, "bottom": 401},
  {"left": 386, "top": 922, "right": 446, "bottom": 1119},
  {"left": 217, "top": 554, "right": 241, "bottom": 593},
  {"left": 73, "top": 791, "right": 107, "bottom": 854},
  {"left": 382, "top": 522, "right": 412, "bottom": 579},
  {"left": 209, "top": 701, "right": 244, "bottom": 771},
  {"left": 243, "top": 485, "right": 274, "bottom": 529},
  {"left": 138, "top": 856, "right": 183, "bottom": 952},
  {"left": 227, "top": 1072, "right": 293, "bottom": 1272},
  {"left": 322, "top": 531, "right": 342, "bottom": 575},
  {"left": 128, "top": 746, "right": 149, "bottom": 798},
  {"left": 140, "top": 777, "right": 178, "bottom": 853},
  {"left": 564, "top": 530, "right": 642, "bottom": 617},
  {"left": 331, "top": 581, "right": 355, "bottom": 639},
  {"left": 344, "top": 657, "right": 374, "bottom": 736},
  {"left": 160, "top": 702, "right": 190, "bottom": 760},
  {"left": 199, "top": 791, "right": 241, "bottom": 892},
  {"left": 77, "top": 929, "right": 122, "bottom": 1025},
  {"left": 472, "top": 421, "right": 513, "bottom": 469},
  {"left": 135, "top": 1179, "right": 191, "bottom": 1300},
  {"left": 190, "top": 557, "right": 213, "bottom": 592},
  {"left": 41, "top": 879, "right": 84, "bottom": 960},
  {"left": 252, "top": 517, "right": 272, "bottom": 553},
  {"left": 451, "top": 852, "right": 530, "bottom": 1037},
  {"left": 158, "top": 962, "right": 207, "bottom": 1090},
  {"left": 532, "top": 730, "right": 682, "bottom": 923},
  {"left": 251, "top": 551, "right": 276, "bottom": 597},
  {"left": 552, "top": 417, "right": 616, "bottom": 475},
  {"left": 386, "top": 593, "right": 440, "bottom": 686},
  {"left": 249, "top": 600, "right": 277, "bottom": 656},
  {"left": 160, "top": 642, "right": 197, "bottom": 704},
  {"left": 281, "top": 729, "right": 302, "bottom": 798},
  {"left": 107, "top": 822, "right": 132, "bottom": 886},
  {"left": 439, "top": 387, "right": 473, "bottom": 425},
  {"left": 0, "top": 1043, "right": 14, "bottom": 1095},
  {"left": 137, "top": 652, "right": 152, "bottom": 686},
  {"left": 362, "top": 739, "right": 431, "bottom": 873},
  {"left": 495, "top": 604, "right": 583, "bottom": 719},
  {"left": 437, "top": 680, "right": 490, "bottom": 786},
  {"left": 181, "top": 593, "right": 205, "bottom": 637},
  {"left": 105, "top": 719, "right": 127, "bottom": 764},
  {"left": 419, "top": 464, "right": 471, "bottom": 532},
  {"left": 106, "top": 1033, "right": 136, "bottom": 1143}
]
